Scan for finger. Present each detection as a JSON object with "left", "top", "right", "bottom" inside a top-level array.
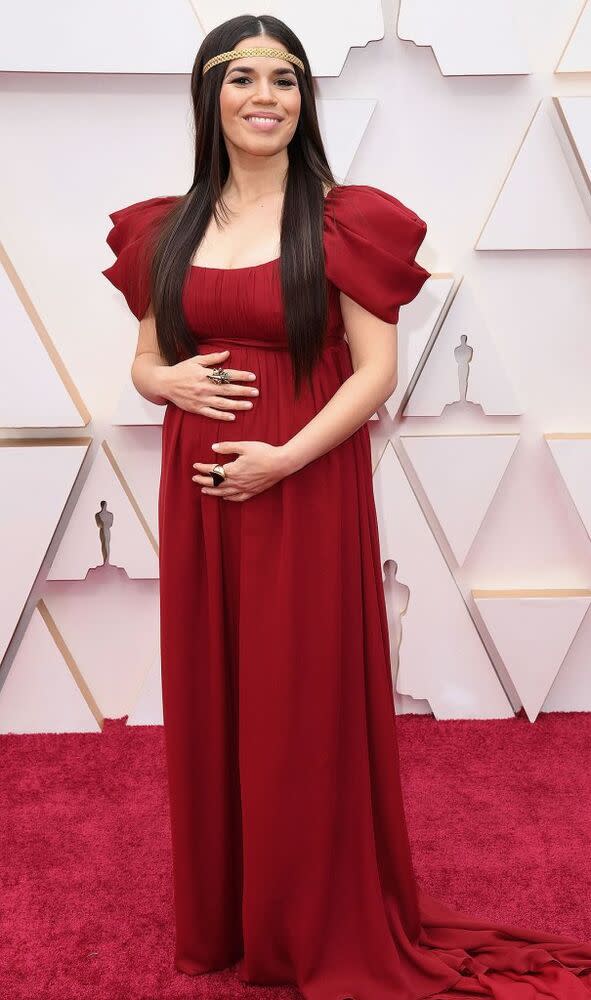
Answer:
[
  {"left": 192, "top": 462, "right": 228, "bottom": 473},
  {"left": 192, "top": 473, "right": 230, "bottom": 485},
  {"left": 198, "top": 355, "right": 257, "bottom": 383},
  {"left": 203, "top": 396, "right": 255, "bottom": 410},
  {"left": 198, "top": 350, "right": 230, "bottom": 364},
  {"left": 200, "top": 406, "right": 237, "bottom": 421},
  {"left": 210, "top": 384, "right": 259, "bottom": 398},
  {"left": 211, "top": 441, "right": 245, "bottom": 453},
  {"left": 202, "top": 486, "right": 240, "bottom": 496},
  {"left": 223, "top": 369, "right": 258, "bottom": 383}
]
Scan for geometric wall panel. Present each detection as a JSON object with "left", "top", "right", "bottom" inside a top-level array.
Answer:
[
  {"left": 370, "top": 437, "right": 389, "bottom": 476},
  {"left": 112, "top": 378, "right": 166, "bottom": 427},
  {"left": 0, "top": 0, "right": 202, "bottom": 73},
  {"left": 43, "top": 574, "right": 160, "bottom": 721},
  {"left": 0, "top": 440, "right": 90, "bottom": 663},
  {"left": 127, "top": 651, "right": 163, "bottom": 726},
  {"left": 546, "top": 434, "right": 591, "bottom": 543},
  {"left": 47, "top": 441, "right": 159, "bottom": 581},
  {"left": 317, "top": 99, "right": 378, "bottom": 184},
  {"left": 373, "top": 442, "right": 514, "bottom": 719},
  {"left": 403, "top": 281, "right": 522, "bottom": 417},
  {"left": 473, "top": 589, "right": 591, "bottom": 722},
  {"left": 397, "top": 0, "right": 531, "bottom": 76},
  {"left": 476, "top": 100, "right": 591, "bottom": 250},
  {"left": 0, "top": 603, "right": 101, "bottom": 734},
  {"left": 556, "top": 96, "right": 591, "bottom": 190},
  {"left": 556, "top": 0, "right": 591, "bottom": 73},
  {"left": 382, "top": 274, "right": 455, "bottom": 420},
  {"left": 400, "top": 433, "right": 519, "bottom": 565},
  {"left": 108, "top": 430, "right": 163, "bottom": 543},
  {"left": 542, "top": 607, "right": 591, "bottom": 713},
  {"left": 0, "top": 246, "right": 89, "bottom": 428}
]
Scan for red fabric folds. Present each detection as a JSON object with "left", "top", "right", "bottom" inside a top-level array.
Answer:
[
  {"left": 101, "top": 183, "right": 431, "bottom": 326},
  {"left": 323, "top": 183, "right": 430, "bottom": 324},
  {"left": 100, "top": 183, "right": 591, "bottom": 1000},
  {"left": 102, "top": 194, "right": 178, "bottom": 320}
]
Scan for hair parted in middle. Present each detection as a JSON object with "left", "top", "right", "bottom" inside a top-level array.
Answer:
[{"left": 146, "top": 12, "right": 341, "bottom": 396}]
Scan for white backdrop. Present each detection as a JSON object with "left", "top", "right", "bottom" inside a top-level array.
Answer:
[{"left": 1, "top": 0, "right": 591, "bottom": 732}]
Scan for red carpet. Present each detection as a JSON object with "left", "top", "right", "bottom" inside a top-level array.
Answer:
[{"left": 2, "top": 709, "right": 590, "bottom": 1000}]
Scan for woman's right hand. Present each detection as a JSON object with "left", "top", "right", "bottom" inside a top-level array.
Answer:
[{"left": 160, "top": 350, "right": 259, "bottom": 421}]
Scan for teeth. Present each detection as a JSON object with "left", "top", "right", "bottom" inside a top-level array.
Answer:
[{"left": 246, "top": 116, "right": 280, "bottom": 123}]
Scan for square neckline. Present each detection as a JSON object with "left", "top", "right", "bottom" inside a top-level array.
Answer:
[
  {"left": 190, "top": 185, "right": 337, "bottom": 273},
  {"left": 190, "top": 256, "right": 279, "bottom": 273}
]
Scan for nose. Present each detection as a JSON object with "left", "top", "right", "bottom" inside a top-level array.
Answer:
[{"left": 252, "top": 79, "right": 276, "bottom": 101}]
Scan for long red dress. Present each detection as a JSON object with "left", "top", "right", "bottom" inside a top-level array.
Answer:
[{"left": 102, "top": 184, "right": 591, "bottom": 1000}]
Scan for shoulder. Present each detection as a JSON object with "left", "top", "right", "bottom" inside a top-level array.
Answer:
[
  {"left": 107, "top": 193, "right": 180, "bottom": 222},
  {"left": 324, "top": 183, "right": 427, "bottom": 246},
  {"left": 105, "top": 194, "right": 180, "bottom": 253},
  {"left": 102, "top": 194, "right": 180, "bottom": 321},
  {"left": 322, "top": 184, "right": 430, "bottom": 325}
]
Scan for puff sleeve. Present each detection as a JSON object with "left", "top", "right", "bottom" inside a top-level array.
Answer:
[
  {"left": 323, "top": 184, "right": 430, "bottom": 324},
  {"left": 102, "top": 195, "right": 179, "bottom": 320}
]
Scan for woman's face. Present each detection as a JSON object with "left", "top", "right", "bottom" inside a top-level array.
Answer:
[{"left": 218, "top": 36, "right": 301, "bottom": 156}]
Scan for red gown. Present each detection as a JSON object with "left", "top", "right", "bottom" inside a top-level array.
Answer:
[{"left": 103, "top": 184, "right": 591, "bottom": 1000}]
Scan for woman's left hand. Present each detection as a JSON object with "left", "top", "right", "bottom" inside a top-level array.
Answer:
[{"left": 192, "top": 440, "right": 289, "bottom": 502}]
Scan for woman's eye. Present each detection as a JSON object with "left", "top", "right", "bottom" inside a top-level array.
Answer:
[{"left": 231, "top": 77, "right": 295, "bottom": 87}]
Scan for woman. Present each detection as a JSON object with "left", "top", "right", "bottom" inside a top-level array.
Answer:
[{"left": 102, "top": 13, "right": 591, "bottom": 1000}]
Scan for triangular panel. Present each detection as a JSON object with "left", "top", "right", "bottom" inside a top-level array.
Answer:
[
  {"left": 401, "top": 433, "right": 519, "bottom": 564},
  {"left": 383, "top": 275, "right": 455, "bottom": 420},
  {"left": 127, "top": 651, "right": 163, "bottom": 726},
  {"left": 556, "top": 0, "right": 591, "bottom": 73},
  {"left": 403, "top": 281, "right": 522, "bottom": 417},
  {"left": 47, "top": 441, "right": 158, "bottom": 580},
  {"left": 0, "top": 604, "right": 101, "bottom": 734},
  {"left": 476, "top": 101, "right": 591, "bottom": 250},
  {"left": 0, "top": 440, "right": 90, "bottom": 662},
  {"left": 474, "top": 589, "right": 591, "bottom": 721},
  {"left": 0, "top": 246, "right": 89, "bottom": 428},
  {"left": 555, "top": 96, "right": 591, "bottom": 190},
  {"left": 44, "top": 572, "right": 160, "bottom": 720},
  {"left": 398, "top": 0, "right": 530, "bottom": 76},
  {"left": 373, "top": 442, "right": 513, "bottom": 718},
  {"left": 547, "top": 434, "right": 591, "bottom": 542},
  {"left": 0, "top": 0, "right": 202, "bottom": 73}
]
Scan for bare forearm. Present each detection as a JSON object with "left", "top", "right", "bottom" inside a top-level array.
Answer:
[
  {"left": 131, "top": 352, "right": 171, "bottom": 406},
  {"left": 279, "top": 366, "right": 395, "bottom": 476}
]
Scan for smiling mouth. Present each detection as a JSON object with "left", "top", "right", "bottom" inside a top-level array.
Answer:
[
  {"left": 242, "top": 114, "right": 284, "bottom": 130},
  {"left": 243, "top": 113, "right": 283, "bottom": 121}
]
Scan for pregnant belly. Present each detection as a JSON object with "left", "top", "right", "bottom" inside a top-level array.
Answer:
[
  {"left": 157, "top": 336, "right": 371, "bottom": 542},
  {"left": 166, "top": 338, "right": 353, "bottom": 459}
]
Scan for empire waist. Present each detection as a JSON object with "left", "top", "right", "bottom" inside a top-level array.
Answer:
[
  {"left": 168, "top": 332, "right": 355, "bottom": 447},
  {"left": 195, "top": 335, "right": 347, "bottom": 352}
]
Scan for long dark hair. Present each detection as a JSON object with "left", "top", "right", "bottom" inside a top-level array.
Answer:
[{"left": 148, "top": 13, "right": 340, "bottom": 397}]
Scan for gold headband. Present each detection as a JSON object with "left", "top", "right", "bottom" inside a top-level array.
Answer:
[{"left": 203, "top": 46, "right": 305, "bottom": 75}]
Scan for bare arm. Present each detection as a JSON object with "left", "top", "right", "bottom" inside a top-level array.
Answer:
[
  {"left": 130, "top": 305, "right": 171, "bottom": 405},
  {"left": 279, "top": 292, "right": 397, "bottom": 477}
]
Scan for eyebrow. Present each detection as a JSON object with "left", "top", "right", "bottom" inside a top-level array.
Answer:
[{"left": 225, "top": 65, "right": 297, "bottom": 76}]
